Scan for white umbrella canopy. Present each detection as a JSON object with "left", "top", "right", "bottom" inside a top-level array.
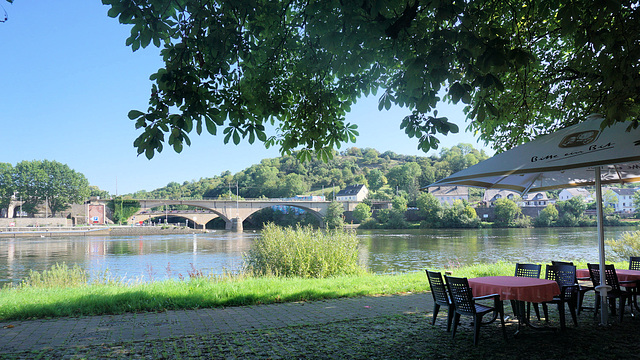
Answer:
[{"left": 428, "top": 114, "right": 640, "bottom": 325}]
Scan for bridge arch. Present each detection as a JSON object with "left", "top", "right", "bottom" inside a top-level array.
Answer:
[
  {"left": 94, "top": 198, "right": 350, "bottom": 231},
  {"left": 242, "top": 203, "right": 325, "bottom": 228}
]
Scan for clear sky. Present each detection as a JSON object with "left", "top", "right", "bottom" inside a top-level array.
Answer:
[{"left": 1, "top": 1, "right": 492, "bottom": 195}]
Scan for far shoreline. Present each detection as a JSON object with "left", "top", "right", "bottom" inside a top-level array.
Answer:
[{"left": 0, "top": 225, "right": 210, "bottom": 238}]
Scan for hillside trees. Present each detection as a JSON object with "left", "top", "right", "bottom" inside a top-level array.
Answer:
[
  {"left": 104, "top": 1, "right": 640, "bottom": 160},
  {"left": 365, "top": 169, "right": 387, "bottom": 192},
  {"left": 386, "top": 162, "right": 422, "bottom": 199},
  {"left": 127, "top": 145, "right": 486, "bottom": 204}
]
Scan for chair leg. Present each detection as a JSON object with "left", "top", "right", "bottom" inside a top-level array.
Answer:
[
  {"left": 473, "top": 314, "right": 482, "bottom": 346},
  {"left": 451, "top": 312, "right": 461, "bottom": 340},
  {"left": 558, "top": 302, "right": 566, "bottom": 331},
  {"left": 498, "top": 303, "right": 507, "bottom": 341},
  {"left": 619, "top": 297, "right": 625, "bottom": 323},
  {"left": 532, "top": 303, "right": 541, "bottom": 320},
  {"left": 577, "top": 290, "right": 585, "bottom": 315},
  {"left": 446, "top": 305, "right": 454, "bottom": 332},
  {"left": 432, "top": 304, "right": 440, "bottom": 326},
  {"left": 594, "top": 296, "right": 600, "bottom": 319},
  {"left": 542, "top": 303, "right": 549, "bottom": 322},
  {"left": 568, "top": 300, "right": 578, "bottom": 327}
]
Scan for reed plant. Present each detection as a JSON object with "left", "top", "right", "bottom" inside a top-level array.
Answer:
[
  {"left": 20, "top": 263, "right": 89, "bottom": 288},
  {"left": 244, "top": 223, "right": 366, "bottom": 278}
]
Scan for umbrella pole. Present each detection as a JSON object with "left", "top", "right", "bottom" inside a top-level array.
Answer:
[{"left": 595, "top": 167, "right": 610, "bottom": 325}]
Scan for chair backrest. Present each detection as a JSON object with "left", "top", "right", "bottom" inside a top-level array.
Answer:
[
  {"left": 545, "top": 264, "right": 578, "bottom": 297},
  {"left": 587, "top": 263, "right": 621, "bottom": 291},
  {"left": 426, "top": 270, "right": 450, "bottom": 306},
  {"left": 444, "top": 275, "right": 475, "bottom": 316},
  {"left": 515, "top": 263, "right": 541, "bottom": 278},
  {"left": 629, "top": 257, "right": 640, "bottom": 271},
  {"left": 552, "top": 261, "right": 574, "bottom": 266}
]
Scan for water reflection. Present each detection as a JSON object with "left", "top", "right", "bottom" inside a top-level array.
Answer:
[
  {"left": 0, "top": 232, "right": 258, "bottom": 286},
  {"left": 0, "top": 227, "right": 637, "bottom": 285},
  {"left": 356, "top": 227, "right": 637, "bottom": 274}
]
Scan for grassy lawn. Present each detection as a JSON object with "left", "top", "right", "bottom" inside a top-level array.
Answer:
[{"left": 0, "top": 260, "right": 619, "bottom": 321}]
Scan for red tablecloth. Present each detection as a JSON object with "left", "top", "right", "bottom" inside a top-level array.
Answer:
[
  {"left": 576, "top": 269, "right": 640, "bottom": 286},
  {"left": 468, "top": 276, "right": 560, "bottom": 303}
]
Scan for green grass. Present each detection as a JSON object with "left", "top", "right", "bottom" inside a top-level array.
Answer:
[{"left": 0, "top": 260, "right": 627, "bottom": 321}]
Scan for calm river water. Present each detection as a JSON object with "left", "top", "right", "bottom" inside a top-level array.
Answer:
[{"left": 0, "top": 227, "right": 637, "bottom": 285}]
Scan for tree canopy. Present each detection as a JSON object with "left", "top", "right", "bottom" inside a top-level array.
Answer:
[
  {"left": 11, "top": 160, "right": 90, "bottom": 216},
  {"left": 102, "top": 0, "right": 640, "bottom": 159}
]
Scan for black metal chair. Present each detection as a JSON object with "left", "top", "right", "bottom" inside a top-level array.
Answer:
[
  {"left": 514, "top": 263, "right": 542, "bottom": 320},
  {"left": 425, "top": 270, "right": 454, "bottom": 331},
  {"left": 628, "top": 257, "right": 640, "bottom": 310},
  {"left": 444, "top": 275, "right": 506, "bottom": 346},
  {"left": 542, "top": 264, "right": 579, "bottom": 330},
  {"left": 515, "top": 263, "right": 541, "bottom": 278},
  {"left": 552, "top": 260, "right": 594, "bottom": 314},
  {"left": 587, "top": 263, "right": 634, "bottom": 322}
]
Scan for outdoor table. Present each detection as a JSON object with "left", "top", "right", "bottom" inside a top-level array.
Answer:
[
  {"left": 576, "top": 268, "right": 640, "bottom": 310},
  {"left": 576, "top": 268, "right": 640, "bottom": 284},
  {"left": 468, "top": 276, "right": 560, "bottom": 334}
]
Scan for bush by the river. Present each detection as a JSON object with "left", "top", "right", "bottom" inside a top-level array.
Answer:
[
  {"left": 605, "top": 230, "right": 640, "bottom": 260},
  {"left": 243, "top": 223, "right": 365, "bottom": 278}
]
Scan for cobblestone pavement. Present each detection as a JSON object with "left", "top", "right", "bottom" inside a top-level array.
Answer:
[{"left": 0, "top": 293, "right": 433, "bottom": 354}]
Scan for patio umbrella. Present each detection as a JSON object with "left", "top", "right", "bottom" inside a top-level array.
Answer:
[{"left": 427, "top": 114, "right": 640, "bottom": 325}]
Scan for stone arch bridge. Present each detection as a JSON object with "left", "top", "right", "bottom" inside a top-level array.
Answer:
[{"left": 94, "top": 199, "right": 359, "bottom": 231}]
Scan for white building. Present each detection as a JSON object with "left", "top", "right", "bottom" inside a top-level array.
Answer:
[
  {"left": 427, "top": 186, "right": 469, "bottom": 205},
  {"left": 605, "top": 187, "right": 637, "bottom": 213},
  {"left": 336, "top": 184, "right": 369, "bottom": 202},
  {"left": 483, "top": 189, "right": 550, "bottom": 207},
  {"left": 558, "top": 188, "right": 593, "bottom": 202}
]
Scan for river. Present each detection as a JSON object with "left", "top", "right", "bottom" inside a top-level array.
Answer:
[{"left": 0, "top": 227, "right": 637, "bottom": 286}]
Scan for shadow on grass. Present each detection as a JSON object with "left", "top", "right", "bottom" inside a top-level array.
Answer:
[{"left": 1, "top": 288, "right": 359, "bottom": 321}]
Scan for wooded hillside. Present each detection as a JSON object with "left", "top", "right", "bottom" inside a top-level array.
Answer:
[{"left": 128, "top": 144, "right": 488, "bottom": 202}]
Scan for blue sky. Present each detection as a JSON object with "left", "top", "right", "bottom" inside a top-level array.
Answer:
[{"left": 1, "top": 1, "right": 491, "bottom": 195}]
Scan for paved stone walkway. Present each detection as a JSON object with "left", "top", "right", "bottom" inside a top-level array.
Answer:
[{"left": 0, "top": 293, "right": 433, "bottom": 354}]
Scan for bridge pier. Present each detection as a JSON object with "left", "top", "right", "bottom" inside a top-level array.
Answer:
[{"left": 227, "top": 217, "right": 243, "bottom": 232}]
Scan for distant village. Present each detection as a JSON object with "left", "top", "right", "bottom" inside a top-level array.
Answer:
[{"left": 426, "top": 185, "right": 639, "bottom": 219}]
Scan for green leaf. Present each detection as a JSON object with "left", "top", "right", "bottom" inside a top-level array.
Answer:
[
  {"left": 128, "top": 110, "right": 144, "bottom": 120},
  {"left": 140, "top": 30, "right": 152, "bottom": 48},
  {"left": 205, "top": 119, "right": 217, "bottom": 135}
]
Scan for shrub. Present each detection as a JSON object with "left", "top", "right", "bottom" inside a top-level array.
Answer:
[
  {"left": 493, "top": 198, "right": 521, "bottom": 227},
  {"left": 20, "top": 263, "right": 89, "bottom": 288},
  {"left": 352, "top": 202, "right": 372, "bottom": 223},
  {"left": 244, "top": 223, "right": 365, "bottom": 278},
  {"left": 605, "top": 230, "right": 640, "bottom": 260},
  {"left": 534, "top": 204, "right": 559, "bottom": 227},
  {"left": 324, "top": 201, "right": 345, "bottom": 229}
]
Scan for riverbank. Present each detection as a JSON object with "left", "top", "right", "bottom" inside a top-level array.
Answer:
[
  {"left": 0, "top": 225, "right": 209, "bottom": 238},
  {"left": 0, "top": 227, "right": 111, "bottom": 238},
  {"left": 108, "top": 225, "right": 209, "bottom": 236}
]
